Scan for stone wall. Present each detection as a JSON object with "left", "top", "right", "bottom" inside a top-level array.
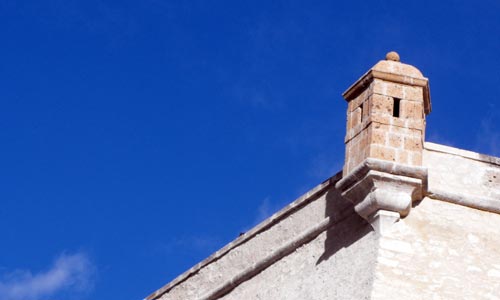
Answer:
[
  {"left": 147, "top": 53, "right": 500, "bottom": 300},
  {"left": 424, "top": 142, "right": 500, "bottom": 213},
  {"left": 220, "top": 211, "right": 377, "bottom": 300},
  {"left": 372, "top": 197, "right": 500, "bottom": 299},
  {"left": 148, "top": 141, "right": 500, "bottom": 300},
  {"left": 151, "top": 174, "right": 379, "bottom": 300}
]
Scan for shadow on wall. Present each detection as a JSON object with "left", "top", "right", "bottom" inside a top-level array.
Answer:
[{"left": 316, "top": 178, "right": 373, "bottom": 265}]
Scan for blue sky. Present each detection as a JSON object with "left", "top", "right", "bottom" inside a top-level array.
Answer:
[{"left": 1, "top": 1, "right": 499, "bottom": 299}]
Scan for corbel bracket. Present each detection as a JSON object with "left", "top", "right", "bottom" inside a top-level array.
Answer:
[{"left": 335, "top": 158, "right": 427, "bottom": 233}]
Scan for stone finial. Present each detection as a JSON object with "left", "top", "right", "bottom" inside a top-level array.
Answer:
[{"left": 385, "top": 51, "right": 400, "bottom": 62}]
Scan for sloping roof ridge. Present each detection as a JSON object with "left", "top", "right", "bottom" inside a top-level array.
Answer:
[{"left": 146, "top": 171, "right": 343, "bottom": 300}]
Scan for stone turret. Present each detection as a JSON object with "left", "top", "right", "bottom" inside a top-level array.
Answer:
[{"left": 336, "top": 52, "right": 431, "bottom": 232}]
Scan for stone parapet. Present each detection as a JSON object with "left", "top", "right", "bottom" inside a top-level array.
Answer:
[
  {"left": 423, "top": 142, "right": 500, "bottom": 214},
  {"left": 146, "top": 173, "right": 349, "bottom": 300}
]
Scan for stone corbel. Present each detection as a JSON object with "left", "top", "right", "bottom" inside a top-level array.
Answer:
[{"left": 335, "top": 158, "right": 427, "bottom": 233}]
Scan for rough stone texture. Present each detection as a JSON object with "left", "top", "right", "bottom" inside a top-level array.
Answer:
[
  {"left": 151, "top": 175, "right": 380, "bottom": 300},
  {"left": 372, "top": 197, "right": 500, "bottom": 300},
  {"left": 342, "top": 59, "right": 428, "bottom": 175},
  {"left": 338, "top": 56, "right": 430, "bottom": 228},
  {"left": 148, "top": 142, "right": 500, "bottom": 300},
  {"left": 218, "top": 212, "right": 377, "bottom": 300},
  {"left": 335, "top": 159, "right": 427, "bottom": 224},
  {"left": 424, "top": 142, "right": 500, "bottom": 213},
  {"left": 385, "top": 51, "right": 400, "bottom": 62},
  {"left": 147, "top": 55, "right": 500, "bottom": 300},
  {"left": 371, "top": 58, "right": 423, "bottom": 78},
  {"left": 155, "top": 186, "right": 332, "bottom": 300}
]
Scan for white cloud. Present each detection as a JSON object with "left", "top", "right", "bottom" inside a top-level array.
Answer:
[
  {"left": 252, "top": 196, "right": 289, "bottom": 227},
  {"left": 307, "top": 152, "right": 343, "bottom": 181},
  {"left": 475, "top": 107, "right": 500, "bottom": 157},
  {"left": 255, "top": 197, "right": 272, "bottom": 224},
  {"left": 0, "top": 252, "right": 95, "bottom": 300},
  {"left": 239, "top": 197, "right": 277, "bottom": 234}
]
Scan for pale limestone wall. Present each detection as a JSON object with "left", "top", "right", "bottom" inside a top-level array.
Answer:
[
  {"left": 148, "top": 142, "right": 500, "bottom": 300},
  {"left": 152, "top": 175, "right": 378, "bottom": 300},
  {"left": 424, "top": 142, "right": 500, "bottom": 213},
  {"left": 370, "top": 144, "right": 500, "bottom": 299},
  {"left": 372, "top": 197, "right": 500, "bottom": 300},
  {"left": 219, "top": 212, "right": 377, "bottom": 300}
]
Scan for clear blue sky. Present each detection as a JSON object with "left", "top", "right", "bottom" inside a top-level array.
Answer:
[{"left": 1, "top": 1, "right": 499, "bottom": 299}]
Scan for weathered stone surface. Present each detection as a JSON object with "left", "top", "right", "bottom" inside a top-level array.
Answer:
[
  {"left": 341, "top": 55, "right": 429, "bottom": 176},
  {"left": 148, "top": 141, "right": 500, "bottom": 300},
  {"left": 401, "top": 100, "right": 423, "bottom": 119},
  {"left": 218, "top": 212, "right": 377, "bottom": 300},
  {"left": 372, "top": 56, "right": 423, "bottom": 78},
  {"left": 146, "top": 54, "right": 500, "bottom": 300},
  {"left": 370, "top": 93, "right": 393, "bottom": 116},
  {"left": 151, "top": 175, "right": 363, "bottom": 300},
  {"left": 372, "top": 198, "right": 500, "bottom": 299},
  {"left": 336, "top": 158, "right": 427, "bottom": 227},
  {"left": 385, "top": 51, "right": 400, "bottom": 62},
  {"left": 424, "top": 142, "right": 500, "bottom": 213}
]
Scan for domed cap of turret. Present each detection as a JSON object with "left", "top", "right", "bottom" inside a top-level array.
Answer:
[
  {"left": 343, "top": 51, "right": 431, "bottom": 114},
  {"left": 371, "top": 51, "right": 425, "bottom": 78}
]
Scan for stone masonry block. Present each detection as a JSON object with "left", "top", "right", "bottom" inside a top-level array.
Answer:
[
  {"left": 386, "top": 82, "right": 405, "bottom": 100},
  {"left": 351, "top": 107, "right": 362, "bottom": 128},
  {"left": 370, "top": 145, "right": 396, "bottom": 162},
  {"left": 409, "top": 151, "right": 422, "bottom": 165},
  {"left": 370, "top": 115, "right": 406, "bottom": 129},
  {"left": 348, "top": 101, "right": 353, "bottom": 114},
  {"left": 371, "top": 114, "right": 393, "bottom": 126},
  {"left": 370, "top": 94, "right": 393, "bottom": 116},
  {"left": 344, "top": 128, "right": 375, "bottom": 174},
  {"left": 370, "top": 126, "right": 387, "bottom": 145},
  {"left": 360, "top": 130, "right": 369, "bottom": 151},
  {"left": 362, "top": 101, "right": 370, "bottom": 122},
  {"left": 372, "top": 80, "right": 403, "bottom": 99},
  {"left": 349, "top": 90, "right": 370, "bottom": 112},
  {"left": 373, "top": 80, "right": 423, "bottom": 101},
  {"left": 371, "top": 79, "right": 388, "bottom": 95},
  {"left": 404, "top": 136, "right": 423, "bottom": 152},
  {"left": 396, "top": 149, "right": 409, "bottom": 165},
  {"left": 370, "top": 114, "right": 410, "bottom": 129},
  {"left": 402, "top": 85, "right": 423, "bottom": 101},
  {"left": 346, "top": 111, "right": 352, "bottom": 134},
  {"left": 405, "top": 119, "right": 425, "bottom": 131},
  {"left": 401, "top": 100, "right": 423, "bottom": 119},
  {"left": 390, "top": 117, "right": 406, "bottom": 128},
  {"left": 390, "top": 126, "right": 420, "bottom": 137},
  {"left": 388, "top": 133, "right": 404, "bottom": 149},
  {"left": 345, "top": 119, "right": 368, "bottom": 143},
  {"left": 372, "top": 122, "right": 391, "bottom": 133}
]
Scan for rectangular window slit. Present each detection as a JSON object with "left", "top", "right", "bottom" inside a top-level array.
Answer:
[{"left": 393, "top": 98, "right": 401, "bottom": 118}]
